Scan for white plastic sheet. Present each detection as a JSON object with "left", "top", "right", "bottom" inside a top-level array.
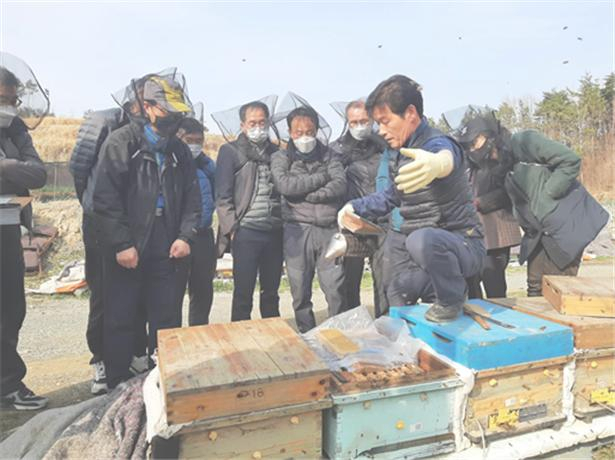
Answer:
[{"left": 302, "top": 306, "right": 423, "bottom": 371}]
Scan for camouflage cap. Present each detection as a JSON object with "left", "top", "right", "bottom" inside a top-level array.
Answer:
[{"left": 143, "top": 76, "right": 191, "bottom": 114}]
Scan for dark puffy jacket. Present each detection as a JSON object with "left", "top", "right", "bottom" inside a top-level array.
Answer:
[
  {"left": 215, "top": 134, "right": 279, "bottom": 256},
  {"left": 0, "top": 117, "right": 47, "bottom": 228},
  {"left": 469, "top": 164, "right": 513, "bottom": 214},
  {"left": 504, "top": 130, "right": 608, "bottom": 269},
  {"left": 331, "top": 132, "right": 386, "bottom": 201},
  {"left": 271, "top": 142, "right": 347, "bottom": 227},
  {"left": 397, "top": 124, "right": 482, "bottom": 237},
  {"left": 92, "top": 122, "right": 201, "bottom": 254},
  {"left": 195, "top": 154, "right": 215, "bottom": 229},
  {"left": 69, "top": 108, "right": 125, "bottom": 205}
]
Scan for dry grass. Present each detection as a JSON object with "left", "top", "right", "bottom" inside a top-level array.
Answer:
[
  {"left": 204, "top": 134, "right": 226, "bottom": 160},
  {"left": 30, "top": 116, "right": 227, "bottom": 162},
  {"left": 30, "top": 117, "right": 81, "bottom": 162}
]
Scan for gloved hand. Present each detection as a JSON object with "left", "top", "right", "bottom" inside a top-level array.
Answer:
[
  {"left": 337, "top": 202, "right": 358, "bottom": 230},
  {"left": 394, "top": 148, "right": 454, "bottom": 194}
]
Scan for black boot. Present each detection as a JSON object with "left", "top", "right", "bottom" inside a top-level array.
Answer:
[{"left": 424, "top": 303, "right": 462, "bottom": 323}]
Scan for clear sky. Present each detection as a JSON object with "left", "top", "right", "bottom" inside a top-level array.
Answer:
[{"left": 1, "top": 0, "right": 613, "bottom": 136}]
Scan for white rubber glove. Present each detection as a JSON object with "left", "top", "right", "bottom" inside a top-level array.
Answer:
[
  {"left": 394, "top": 148, "right": 454, "bottom": 194},
  {"left": 337, "top": 202, "right": 358, "bottom": 230}
]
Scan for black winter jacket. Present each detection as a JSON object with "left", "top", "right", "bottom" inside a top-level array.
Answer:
[
  {"left": 331, "top": 132, "right": 386, "bottom": 201},
  {"left": 70, "top": 108, "right": 126, "bottom": 204},
  {"left": 271, "top": 142, "right": 347, "bottom": 227},
  {"left": 0, "top": 117, "right": 47, "bottom": 228},
  {"left": 92, "top": 122, "right": 201, "bottom": 254}
]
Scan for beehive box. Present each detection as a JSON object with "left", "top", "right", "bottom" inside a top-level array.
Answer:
[
  {"left": 323, "top": 350, "right": 462, "bottom": 459},
  {"left": 543, "top": 276, "right": 615, "bottom": 318},
  {"left": 573, "top": 348, "right": 615, "bottom": 421},
  {"left": 492, "top": 297, "right": 615, "bottom": 422},
  {"left": 464, "top": 356, "right": 569, "bottom": 442},
  {"left": 170, "top": 400, "right": 331, "bottom": 459},
  {"left": 390, "top": 300, "right": 574, "bottom": 371},
  {"left": 492, "top": 297, "right": 615, "bottom": 350},
  {"left": 157, "top": 318, "right": 330, "bottom": 424}
]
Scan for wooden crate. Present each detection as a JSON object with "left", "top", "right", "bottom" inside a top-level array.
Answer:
[
  {"left": 323, "top": 350, "right": 462, "bottom": 459},
  {"left": 464, "top": 356, "right": 569, "bottom": 443},
  {"left": 151, "top": 400, "right": 331, "bottom": 459},
  {"left": 573, "top": 348, "right": 615, "bottom": 421},
  {"left": 543, "top": 276, "right": 615, "bottom": 318},
  {"left": 157, "top": 318, "right": 330, "bottom": 424},
  {"left": 492, "top": 297, "right": 615, "bottom": 350},
  {"left": 176, "top": 401, "right": 330, "bottom": 459}
]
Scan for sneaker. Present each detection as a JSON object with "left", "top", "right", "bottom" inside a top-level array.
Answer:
[
  {"left": 129, "top": 355, "right": 149, "bottom": 375},
  {"left": 425, "top": 303, "right": 462, "bottom": 323},
  {"left": 91, "top": 361, "right": 108, "bottom": 395},
  {"left": 2, "top": 385, "right": 48, "bottom": 411}
]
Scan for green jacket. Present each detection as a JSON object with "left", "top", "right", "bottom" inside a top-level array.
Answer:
[{"left": 509, "top": 130, "right": 581, "bottom": 221}]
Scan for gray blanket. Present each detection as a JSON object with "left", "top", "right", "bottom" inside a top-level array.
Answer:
[{"left": 0, "top": 375, "right": 148, "bottom": 460}]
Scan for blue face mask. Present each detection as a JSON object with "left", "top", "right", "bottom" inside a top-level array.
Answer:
[{"left": 144, "top": 123, "right": 169, "bottom": 152}]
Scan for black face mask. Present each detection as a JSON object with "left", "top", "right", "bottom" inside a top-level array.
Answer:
[
  {"left": 467, "top": 138, "right": 495, "bottom": 168},
  {"left": 155, "top": 113, "right": 184, "bottom": 137}
]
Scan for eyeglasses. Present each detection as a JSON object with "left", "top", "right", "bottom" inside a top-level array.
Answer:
[{"left": 0, "top": 95, "right": 22, "bottom": 107}]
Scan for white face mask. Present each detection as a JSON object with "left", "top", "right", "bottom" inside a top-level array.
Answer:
[
  {"left": 349, "top": 123, "right": 372, "bottom": 141},
  {"left": 188, "top": 143, "right": 202, "bottom": 159},
  {"left": 0, "top": 105, "right": 18, "bottom": 129},
  {"left": 246, "top": 126, "right": 269, "bottom": 144},
  {"left": 293, "top": 135, "right": 317, "bottom": 154}
]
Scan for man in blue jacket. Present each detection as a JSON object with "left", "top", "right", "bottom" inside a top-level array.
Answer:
[
  {"left": 338, "top": 75, "right": 485, "bottom": 323},
  {"left": 177, "top": 117, "right": 216, "bottom": 325}
]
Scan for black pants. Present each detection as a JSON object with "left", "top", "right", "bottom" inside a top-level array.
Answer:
[
  {"left": 527, "top": 242, "right": 581, "bottom": 297},
  {"left": 231, "top": 227, "right": 283, "bottom": 322},
  {"left": 103, "top": 217, "right": 188, "bottom": 388},
  {"left": 386, "top": 228, "right": 485, "bottom": 309},
  {"left": 0, "top": 225, "right": 27, "bottom": 396},
  {"left": 467, "top": 247, "right": 511, "bottom": 299},
  {"left": 83, "top": 214, "right": 147, "bottom": 364},
  {"left": 188, "top": 228, "right": 216, "bottom": 326},
  {"left": 284, "top": 223, "right": 346, "bottom": 333},
  {"left": 343, "top": 233, "right": 387, "bottom": 317}
]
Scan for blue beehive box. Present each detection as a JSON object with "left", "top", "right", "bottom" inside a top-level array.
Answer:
[
  {"left": 323, "top": 350, "right": 462, "bottom": 459},
  {"left": 390, "top": 299, "right": 574, "bottom": 370}
]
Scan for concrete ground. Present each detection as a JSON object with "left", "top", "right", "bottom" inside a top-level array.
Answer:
[{"left": 1, "top": 260, "right": 613, "bottom": 445}]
